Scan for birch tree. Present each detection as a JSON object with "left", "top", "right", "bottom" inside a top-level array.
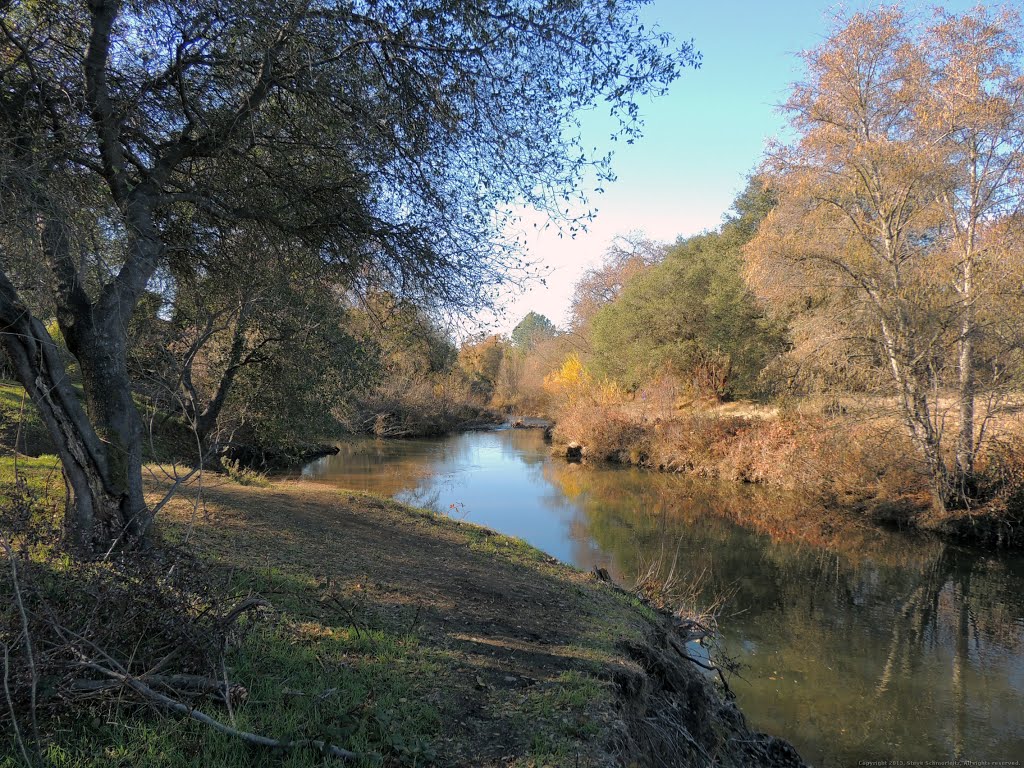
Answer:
[
  {"left": 745, "top": 6, "right": 1024, "bottom": 510},
  {"left": 919, "top": 7, "right": 1024, "bottom": 495}
]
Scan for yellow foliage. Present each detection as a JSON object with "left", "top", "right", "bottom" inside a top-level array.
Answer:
[
  {"left": 543, "top": 354, "right": 592, "bottom": 403},
  {"left": 543, "top": 354, "right": 630, "bottom": 411}
]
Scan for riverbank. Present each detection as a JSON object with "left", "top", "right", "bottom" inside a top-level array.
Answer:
[
  {"left": 550, "top": 400, "right": 1024, "bottom": 549},
  {"left": 1, "top": 458, "right": 804, "bottom": 767},
  {"left": 0, "top": 378, "right": 503, "bottom": 477}
]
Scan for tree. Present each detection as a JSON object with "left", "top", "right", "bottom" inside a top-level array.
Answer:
[
  {"left": 568, "top": 233, "right": 665, "bottom": 339},
  {"left": 745, "top": 6, "right": 1024, "bottom": 510},
  {"left": 920, "top": 6, "right": 1024, "bottom": 488},
  {"left": 0, "top": 0, "right": 698, "bottom": 554},
  {"left": 348, "top": 291, "right": 458, "bottom": 380},
  {"left": 492, "top": 330, "right": 576, "bottom": 414},
  {"left": 129, "top": 237, "right": 368, "bottom": 458},
  {"left": 511, "top": 312, "right": 557, "bottom": 350},
  {"left": 457, "top": 334, "right": 506, "bottom": 398},
  {"left": 590, "top": 180, "right": 784, "bottom": 398}
]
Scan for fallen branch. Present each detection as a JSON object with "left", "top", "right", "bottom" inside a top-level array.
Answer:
[
  {"left": 68, "top": 673, "right": 248, "bottom": 707},
  {"left": 75, "top": 660, "right": 361, "bottom": 761},
  {"left": 220, "top": 596, "right": 272, "bottom": 628},
  {"left": 2, "top": 642, "right": 33, "bottom": 768}
]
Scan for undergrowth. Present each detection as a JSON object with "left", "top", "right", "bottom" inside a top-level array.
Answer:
[
  {"left": 0, "top": 472, "right": 442, "bottom": 767},
  {"left": 552, "top": 395, "right": 1024, "bottom": 545}
]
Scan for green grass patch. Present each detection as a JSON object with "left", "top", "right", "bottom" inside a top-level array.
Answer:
[
  {"left": 0, "top": 453, "right": 64, "bottom": 510},
  {"left": 1, "top": 474, "right": 686, "bottom": 767},
  {"left": 0, "top": 380, "right": 53, "bottom": 456}
]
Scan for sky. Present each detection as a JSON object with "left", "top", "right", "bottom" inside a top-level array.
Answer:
[{"left": 491, "top": 0, "right": 978, "bottom": 334}]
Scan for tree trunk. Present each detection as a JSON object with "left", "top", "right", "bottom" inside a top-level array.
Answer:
[
  {"left": 902, "top": 394, "right": 952, "bottom": 513},
  {"left": 0, "top": 274, "right": 149, "bottom": 555},
  {"left": 879, "top": 316, "right": 954, "bottom": 513},
  {"left": 193, "top": 301, "right": 252, "bottom": 447},
  {"left": 953, "top": 258, "right": 977, "bottom": 507},
  {"left": 64, "top": 313, "right": 151, "bottom": 547}
]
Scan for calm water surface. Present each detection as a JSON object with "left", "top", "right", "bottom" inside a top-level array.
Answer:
[{"left": 299, "top": 429, "right": 1024, "bottom": 767}]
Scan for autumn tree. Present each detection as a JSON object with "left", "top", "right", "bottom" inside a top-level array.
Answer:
[
  {"left": 0, "top": 0, "right": 697, "bottom": 554},
  {"left": 493, "top": 334, "right": 578, "bottom": 414},
  {"left": 919, "top": 7, "right": 1024, "bottom": 488},
  {"left": 745, "top": 6, "right": 1024, "bottom": 509},
  {"left": 458, "top": 335, "right": 506, "bottom": 398}
]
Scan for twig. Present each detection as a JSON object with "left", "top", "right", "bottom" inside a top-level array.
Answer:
[
  {"left": 75, "top": 660, "right": 361, "bottom": 761},
  {"left": 68, "top": 673, "right": 246, "bottom": 705},
  {"left": 322, "top": 594, "right": 364, "bottom": 639},
  {"left": 666, "top": 632, "right": 733, "bottom": 696},
  {"left": 13, "top": 389, "right": 25, "bottom": 483},
  {"left": 220, "top": 656, "right": 235, "bottom": 726},
  {"left": 2, "top": 642, "right": 33, "bottom": 768},
  {"left": 2, "top": 536, "right": 39, "bottom": 756}
]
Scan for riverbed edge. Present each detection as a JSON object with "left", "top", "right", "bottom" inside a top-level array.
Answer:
[
  {"left": 182, "top": 478, "right": 809, "bottom": 767},
  {"left": 547, "top": 417, "right": 1024, "bottom": 551}
]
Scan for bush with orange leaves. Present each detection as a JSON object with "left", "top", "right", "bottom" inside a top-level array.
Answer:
[{"left": 553, "top": 391, "right": 932, "bottom": 517}]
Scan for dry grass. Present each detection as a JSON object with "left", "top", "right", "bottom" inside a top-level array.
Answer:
[{"left": 552, "top": 388, "right": 1024, "bottom": 542}]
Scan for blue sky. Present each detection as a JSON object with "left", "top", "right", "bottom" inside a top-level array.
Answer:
[{"left": 494, "top": 0, "right": 979, "bottom": 333}]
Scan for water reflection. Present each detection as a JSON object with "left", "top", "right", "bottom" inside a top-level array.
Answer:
[{"left": 298, "top": 430, "right": 1024, "bottom": 766}]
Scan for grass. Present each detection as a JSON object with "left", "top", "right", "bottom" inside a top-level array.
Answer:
[
  {"left": 510, "top": 671, "right": 608, "bottom": 765},
  {"left": 0, "top": 458, "right": 656, "bottom": 767},
  {"left": 0, "top": 382, "right": 54, "bottom": 457},
  {"left": 23, "top": 622, "right": 441, "bottom": 768}
]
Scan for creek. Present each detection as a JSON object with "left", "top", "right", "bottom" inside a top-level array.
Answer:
[{"left": 298, "top": 428, "right": 1024, "bottom": 766}]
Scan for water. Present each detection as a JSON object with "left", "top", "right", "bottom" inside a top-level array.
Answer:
[{"left": 298, "top": 429, "right": 1024, "bottom": 766}]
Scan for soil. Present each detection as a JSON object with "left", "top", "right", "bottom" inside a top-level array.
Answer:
[{"left": 154, "top": 477, "right": 807, "bottom": 767}]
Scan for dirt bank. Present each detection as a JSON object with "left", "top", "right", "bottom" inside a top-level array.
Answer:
[{"left": 141, "top": 476, "right": 804, "bottom": 767}]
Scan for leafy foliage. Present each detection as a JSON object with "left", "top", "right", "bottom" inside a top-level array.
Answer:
[
  {"left": 590, "top": 182, "right": 785, "bottom": 398},
  {"left": 568, "top": 233, "right": 665, "bottom": 339}
]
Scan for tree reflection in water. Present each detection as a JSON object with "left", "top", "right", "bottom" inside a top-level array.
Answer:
[{"left": 298, "top": 429, "right": 1024, "bottom": 766}]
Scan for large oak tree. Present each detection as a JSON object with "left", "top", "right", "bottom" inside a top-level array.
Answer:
[{"left": 0, "top": 0, "right": 698, "bottom": 554}]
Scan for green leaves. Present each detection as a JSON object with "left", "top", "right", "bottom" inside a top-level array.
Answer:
[{"left": 589, "top": 181, "right": 785, "bottom": 398}]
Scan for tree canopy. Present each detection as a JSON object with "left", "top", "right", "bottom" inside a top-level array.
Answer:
[
  {"left": 568, "top": 233, "right": 665, "bottom": 338},
  {"left": 590, "top": 180, "right": 785, "bottom": 398},
  {"left": 745, "top": 5, "right": 1024, "bottom": 508},
  {"left": 0, "top": 0, "right": 699, "bottom": 553},
  {"left": 511, "top": 312, "right": 557, "bottom": 349}
]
